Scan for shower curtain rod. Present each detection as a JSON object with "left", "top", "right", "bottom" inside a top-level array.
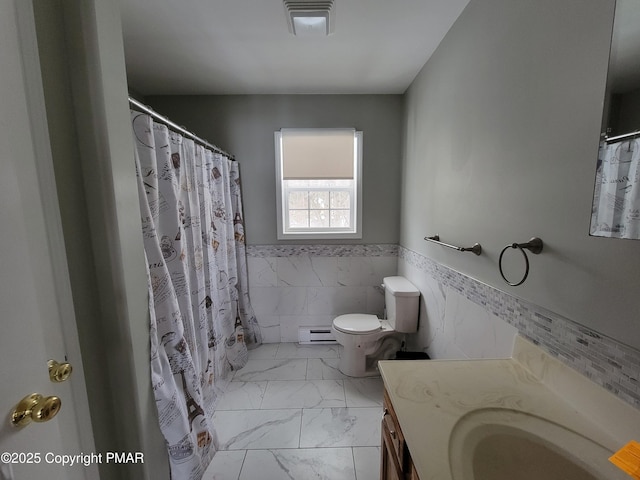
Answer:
[
  {"left": 128, "top": 96, "right": 235, "bottom": 160},
  {"left": 605, "top": 130, "right": 640, "bottom": 144}
]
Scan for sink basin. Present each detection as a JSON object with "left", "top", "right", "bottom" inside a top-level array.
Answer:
[
  {"left": 379, "top": 339, "right": 640, "bottom": 480},
  {"left": 448, "top": 408, "right": 625, "bottom": 480}
]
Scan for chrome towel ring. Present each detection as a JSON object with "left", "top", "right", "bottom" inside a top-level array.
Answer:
[{"left": 499, "top": 237, "right": 543, "bottom": 286}]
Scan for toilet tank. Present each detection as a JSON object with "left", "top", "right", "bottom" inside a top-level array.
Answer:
[{"left": 383, "top": 276, "right": 420, "bottom": 333}]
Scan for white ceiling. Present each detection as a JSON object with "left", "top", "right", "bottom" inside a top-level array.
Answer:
[{"left": 120, "top": 0, "right": 470, "bottom": 95}]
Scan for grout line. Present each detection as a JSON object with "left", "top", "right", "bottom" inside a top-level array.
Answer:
[
  {"left": 351, "top": 447, "right": 358, "bottom": 480},
  {"left": 236, "top": 450, "right": 248, "bottom": 480},
  {"left": 297, "top": 406, "right": 304, "bottom": 449},
  {"left": 241, "top": 446, "right": 364, "bottom": 451}
]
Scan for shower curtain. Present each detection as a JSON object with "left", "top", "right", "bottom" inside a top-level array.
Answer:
[
  {"left": 590, "top": 138, "right": 640, "bottom": 239},
  {"left": 132, "top": 111, "right": 262, "bottom": 479}
]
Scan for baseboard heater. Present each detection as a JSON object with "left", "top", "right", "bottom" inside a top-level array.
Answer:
[{"left": 298, "top": 326, "right": 337, "bottom": 344}]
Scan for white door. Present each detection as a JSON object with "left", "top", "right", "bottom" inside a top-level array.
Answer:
[{"left": 0, "top": 1, "right": 97, "bottom": 479}]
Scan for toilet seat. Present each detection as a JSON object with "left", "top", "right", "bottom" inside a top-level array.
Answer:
[{"left": 333, "top": 314, "right": 382, "bottom": 334}]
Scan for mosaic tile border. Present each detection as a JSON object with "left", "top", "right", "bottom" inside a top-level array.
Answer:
[
  {"left": 246, "top": 244, "right": 398, "bottom": 258},
  {"left": 399, "top": 246, "right": 640, "bottom": 410}
]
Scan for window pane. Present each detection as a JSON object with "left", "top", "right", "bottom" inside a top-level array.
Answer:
[
  {"left": 310, "top": 210, "right": 330, "bottom": 228},
  {"left": 306, "top": 179, "right": 353, "bottom": 188},
  {"left": 306, "top": 180, "right": 327, "bottom": 188},
  {"left": 286, "top": 179, "right": 311, "bottom": 188},
  {"left": 309, "top": 191, "right": 329, "bottom": 209},
  {"left": 330, "top": 209, "right": 351, "bottom": 228},
  {"left": 330, "top": 191, "right": 350, "bottom": 209},
  {"left": 328, "top": 179, "right": 353, "bottom": 188},
  {"left": 289, "top": 210, "right": 309, "bottom": 228},
  {"left": 288, "top": 191, "right": 308, "bottom": 209}
]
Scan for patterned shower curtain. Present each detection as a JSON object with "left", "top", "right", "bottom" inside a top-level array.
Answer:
[
  {"left": 591, "top": 138, "right": 640, "bottom": 239},
  {"left": 132, "top": 111, "right": 262, "bottom": 479}
]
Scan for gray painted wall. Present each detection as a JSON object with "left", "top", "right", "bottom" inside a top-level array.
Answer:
[
  {"left": 146, "top": 95, "right": 403, "bottom": 245},
  {"left": 400, "top": 0, "right": 640, "bottom": 351}
]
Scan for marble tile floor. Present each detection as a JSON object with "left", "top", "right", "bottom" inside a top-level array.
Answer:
[{"left": 203, "top": 343, "right": 383, "bottom": 480}]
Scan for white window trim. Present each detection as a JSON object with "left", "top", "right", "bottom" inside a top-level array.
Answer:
[{"left": 275, "top": 130, "right": 363, "bottom": 240}]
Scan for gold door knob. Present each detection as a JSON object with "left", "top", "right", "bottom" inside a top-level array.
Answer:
[
  {"left": 11, "top": 393, "right": 62, "bottom": 427},
  {"left": 48, "top": 359, "right": 72, "bottom": 382}
]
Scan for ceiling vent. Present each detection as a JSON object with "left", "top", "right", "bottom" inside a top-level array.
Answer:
[{"left": 283, "top": 0, "right": 335, "bottom": 36}]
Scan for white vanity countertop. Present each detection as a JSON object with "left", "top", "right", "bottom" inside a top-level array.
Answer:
[{"left": 378, "top": 336, "right": 640, "bottom": 480}]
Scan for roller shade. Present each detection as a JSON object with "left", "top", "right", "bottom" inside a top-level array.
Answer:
[{"left": 281, "top": 128, "right": 355, "bottom": 179}]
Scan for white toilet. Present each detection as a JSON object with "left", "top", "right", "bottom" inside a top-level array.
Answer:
[{"left": 331, "top": 276, "right": 420, "bottom": 377}]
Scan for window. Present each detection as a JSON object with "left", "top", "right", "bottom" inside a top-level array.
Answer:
[{"left": 275, "top": 128, "right": 362, "bottom": 239}]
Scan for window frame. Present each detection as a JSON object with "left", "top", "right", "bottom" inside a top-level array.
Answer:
[{"left": 275, "top": 129, "right": 363, "bottom": 240}]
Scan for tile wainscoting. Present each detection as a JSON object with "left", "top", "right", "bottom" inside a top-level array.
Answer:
[
  {"left": 398, "top": 246, "right": 640, "bottom": 410},
  {"left": 246, "top": 245, "right": 398, "bottom": 343},
  {"left": 245, "top": 244, "right": 639, "bottom": 409}
]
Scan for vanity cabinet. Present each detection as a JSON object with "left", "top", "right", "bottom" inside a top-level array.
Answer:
[{"left": 380, "top": 389, "right": 419, "bottom": 480}]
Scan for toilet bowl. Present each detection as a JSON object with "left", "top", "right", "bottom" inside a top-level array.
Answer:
[{"left": 331, "top": 276, "right": 420, "bottom": 377}]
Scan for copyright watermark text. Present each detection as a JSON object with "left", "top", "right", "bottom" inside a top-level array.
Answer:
[{"left": 1, "top": 451, "right": 144, "bottom": 466}]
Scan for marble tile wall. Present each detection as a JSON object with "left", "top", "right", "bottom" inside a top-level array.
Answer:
[
  {"left": 398, "top": 246, "right": 640, "bottom": 409},
  {"left": 246, "top": 245, "right": 398, "bottom": 343},
  {"left": 245, "top": 243, "right": 639, "bottom": 409}
]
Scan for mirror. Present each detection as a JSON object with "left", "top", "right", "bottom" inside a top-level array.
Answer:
[{"left": 590, "top": 0, "right": 640, "bottom": 239}]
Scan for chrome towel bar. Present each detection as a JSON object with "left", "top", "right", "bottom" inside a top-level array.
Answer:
[{"left": 424, "top": 235, "right": 482, "bottom": 256}]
